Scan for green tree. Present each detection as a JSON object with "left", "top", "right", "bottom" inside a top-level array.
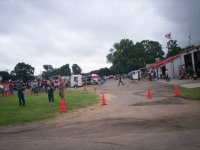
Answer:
[
  {"left": 166, "top": 40, "right": 182, "bottom": 58},
  {"left": 98, "top": 67, "right": 112, "bottom": 76},
  {"left": 14, "top": 62, "right": 35, "bottom": 81},
  {"left": 90, "top": 67, "right": 112, "bottom": 77},
  {"left": 72, "top": 64, "right": 82, "bottom": 75},
  {"left": 42, "top": 64, "right": 71, "bottom": 78},
  {"left": 43, "top": 65, "right": 53, "bottom": 72},
  {"left": 106, "top": 39, "right": 164, "bottom": 74},
  {"left": 60, "top": 64, "right": 71, "bottom": 76},
  {"left": 106, "top": 39, "right": 135, "bottom": 73},
  {"left": 52, "top": 68, "right": 61, "bottom": 76},
  {"left": 141, "top": 40, "right": 164, "bottom": 64},
  {"left": 42, "top": 65, "right": 53, "bottom": 78},
  {"left": 0, "top": 71, "right": 10, "bottom": 82},
  {"left": 106, "top": 48, "right": 114, "bottom": 63},
  {"left": 126, "top": 42, "right": 145, "bottom": 70},
  {"left": 90, "top": 70, "right": 99, "bottom": 75}
]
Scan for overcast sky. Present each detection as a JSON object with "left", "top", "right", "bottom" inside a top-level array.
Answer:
[{"left": 0, "top": 0, "right": 200, "bottom": 75}]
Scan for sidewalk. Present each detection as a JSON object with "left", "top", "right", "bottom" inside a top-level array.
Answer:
[{"left": 156, "top": 78, "right": 200, "bottom": 88}]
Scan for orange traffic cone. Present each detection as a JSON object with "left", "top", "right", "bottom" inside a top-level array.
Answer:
[
  {"left": 7, "top": 91, "right": 11, "bottom": 96},
  {"left": 174, "top": 87, "right": 179, "bottom": 97},
  {"left": 101, "top": 94, "right": 107, "bottom": 105},
  {"left": 147, "top": 89, "right": 152, "bottom": 99},
  {"left": 60, "top": 98, "right": 67, "bottom": 112}
]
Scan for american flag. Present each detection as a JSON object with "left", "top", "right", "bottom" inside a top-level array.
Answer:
[{"left": 165, "top": 33, "right": 171, "bottom": 39}]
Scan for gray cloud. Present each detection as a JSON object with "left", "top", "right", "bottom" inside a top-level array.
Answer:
[{"left": 0, "top": 0, "right": 200, "bottom": 74}]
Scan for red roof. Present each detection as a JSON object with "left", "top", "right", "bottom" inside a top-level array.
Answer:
[
  {"left": 148, "top": 53, "right": 180, "bottom": 68},
  {"left": 148, "top": 45, "right": 200, "bottom": 69}
]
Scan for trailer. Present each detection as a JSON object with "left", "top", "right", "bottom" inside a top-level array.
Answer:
[
  {"left": 131, "top": 70, "right": 141, "bottom": 80},
  {"left": 70, "top": 75, "right": 82, "bottom": 87}
]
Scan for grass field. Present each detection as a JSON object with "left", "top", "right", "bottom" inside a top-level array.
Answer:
[
  {"left": 0, "top": 89, "right": 100, "bottom": 126},
  {"left": 180, "top": 87, "right": 200, "bottom": 100}
]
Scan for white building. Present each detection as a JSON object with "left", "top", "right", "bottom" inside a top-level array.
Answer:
[{"left": 147, "top": 45, "right": 200, "bottom": 78}]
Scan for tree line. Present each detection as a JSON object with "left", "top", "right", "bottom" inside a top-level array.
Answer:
[
  {"left": 0, "top": 63, "right": 82, "bottom": 82},
  {"left": 42, "top": 64, "right": 82, "bottom": 78},
  {"left": 106, "top": 38, "right": 186, "bottom": 74}
]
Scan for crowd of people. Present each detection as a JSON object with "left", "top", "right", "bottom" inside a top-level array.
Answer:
[
  {"left": 0, "top": 75, "right": 68, "bottom": 106},
  {"left": 0, "top": 80, "right": 14, "bottom": 96},
  {"left": 0, "top": 75, "right": 97, "bottom": 107}
]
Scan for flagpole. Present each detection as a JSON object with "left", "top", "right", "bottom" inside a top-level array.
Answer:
[
  {"left": 165, "top": 32, "right": 172, "bottom": 53},
  {"left": 189, "top": 32, "right": 191, "bottom": 46}
]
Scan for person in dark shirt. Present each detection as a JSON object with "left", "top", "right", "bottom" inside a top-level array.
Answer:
[
  {"left": 47, "top": 79, "right": 54, "bottom": 106},
  {"left": 16, "top": 80, "right": 26, "bottom": 106},
  {"left": 118, "top": 76, "right": 124, "bottom": 86}
]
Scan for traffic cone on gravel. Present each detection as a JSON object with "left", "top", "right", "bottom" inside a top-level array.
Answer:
[
  {"left": 174, "top": 87, "right": 179, "bottom": 97},
  {"left": 147, "top": 89, "right": 152, "bottom": 99},
  {"left": 60, "top": 98, "right": 67, "bottom": 112},
  {"left": 101, "top": 94, "right": 107, "bottom": 105}
]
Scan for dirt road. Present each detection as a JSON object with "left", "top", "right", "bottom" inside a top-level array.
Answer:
[{"left": 0, "top": 79, "right": 200, "bottom": 150}]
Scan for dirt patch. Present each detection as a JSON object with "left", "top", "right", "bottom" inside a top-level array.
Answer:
[{"left": 132, "top": 98, "right": 185, "bottom": 106}]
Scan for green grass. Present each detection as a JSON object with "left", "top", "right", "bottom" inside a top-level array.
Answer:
[
  {"left": 0, "top": 89, "right": 100, "bottom": 126},
  {"left": 180, "top": 87, "right": 200, "bottom": 100}
]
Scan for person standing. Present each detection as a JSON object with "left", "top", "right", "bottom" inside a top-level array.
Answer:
[
  {"left": 58, "top": 75, "right": 65, "bottom": 99},
  {"left": 16, "top": 80, "right": 26, "bottom": 106},
  {"left": 118, "top": 76, "right": 124, "bottom": 86},
  {"left": 47, "top": 79, "right": 54, "bottom": 106},
  {"left": 33, "top": 80, "right": 39, "bottom": 95},
  {"left": 4, "top": 83, "right": 9, "bottom": 96},
  {"left": 8, "top": 80, "right": 14, "bottom": 96},
  {"left": 74, "top": 78, "right": 78, "bottom": 90},
  {"left": 165, "top": 69, "right": 170, "bottom": 82},
  {"left": 138, "top": 71, "right": 140, "bottom": 81},
  {"left": 0, "top": 82, "right": 3, "bottom": 96},
  {"left": 151, "top": 70, "right": 154, "bottom": 80}
]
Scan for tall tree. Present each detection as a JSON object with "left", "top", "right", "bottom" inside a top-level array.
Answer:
[
  {"left": 126, "top": 42, "right": 145, "bottom": 70},
  {"left": 60, "top": 64, "right": 71, "bottom": 76},
  {"left": 106, "top": 48, "right": 114, "bottom": 63},
  {"left": 166, "top": 40, "right": 182, "bottom": 58},
  {"left": 72, "top": 64, "right": 82, "bottom": 75},
  {"left": 42, "top": 64, "right": 71, "bottom": 78},
  {"left": 0, "top": 71, "right": 10, "bottom": 82},
  {"left": 141, "top": 40, "right": 164, "bottom": 64},
  {"left": 106, "top": 39, "right": 135, "bottom": 73},
  {"left": 14, "top": 62, "right": 34, "bottom": 81},
  {"left": 43, "top": 65, "right": 53, "bottom": 72},
  {"left": 106, "top": 39, "right": 164, "bottom": 74},
  {"left": 42, "top": 65, "right": 53, "bottom": 78}
]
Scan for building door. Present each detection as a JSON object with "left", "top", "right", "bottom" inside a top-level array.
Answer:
[
  {"left": 161, "top": 66, "right": 166, "bottom": 78},
  {"left": 184, "top": 53, "right": 193, "bottom": 72},
  {"left": 194, "top": 51, "right": 200, "bottom": 76}
]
